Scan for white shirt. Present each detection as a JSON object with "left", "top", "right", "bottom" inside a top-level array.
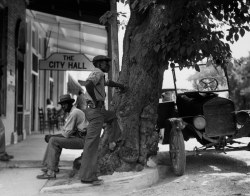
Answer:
[
  {"left": 62, "top": 106, "right": 89, "bottom": 138},
  {"left": 85, "top": 67, "right": 106, "bottom": 101}
]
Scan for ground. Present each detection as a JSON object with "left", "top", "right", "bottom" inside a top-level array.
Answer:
[
  {"left": 1, "top": 136, "right": 250, "bottom": 196},
  {"left": 127, "top": 138, "right": 250, "bottom": 196}
]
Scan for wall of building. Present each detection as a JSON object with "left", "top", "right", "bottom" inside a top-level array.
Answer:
[
  {"left": 0, "top": 0, "right": 26, "bottom": 145},
  {"left": 0, "top": 0, "right": 66, "bottom": 146}
]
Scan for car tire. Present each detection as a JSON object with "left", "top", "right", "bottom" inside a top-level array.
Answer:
[{"left": 169, "top": 128, "right": 186, "bottom": 176}]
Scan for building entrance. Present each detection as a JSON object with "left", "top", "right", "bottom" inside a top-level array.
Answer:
[
  {"left": 15, "top": 20, "right": 26, "bottom": 142},
  {"left": 15, "top": 58, "right": 24, "bottom": 141}
]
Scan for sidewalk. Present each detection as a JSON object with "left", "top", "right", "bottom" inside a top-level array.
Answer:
[
  {"left": 1, "top": 133, "right": 249, "bottom": 196},
  {"left": 0, "top": 132, "right": 168, "bottom": 196},
  {"left": 0, "top": 132, "right": 82, "bottom": 168}
]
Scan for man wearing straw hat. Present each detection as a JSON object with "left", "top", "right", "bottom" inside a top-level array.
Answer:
[
  {"left": 37, "top": 94, "right": 88, "bottom": 179},
  {"left": 79, "top": 55, "right": 126, "bottom": 185}
]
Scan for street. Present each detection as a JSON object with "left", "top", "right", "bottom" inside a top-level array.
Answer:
[
  {"left": 1, "top": 137, "right": 250, "bottom": 196},
  {"left": 127, "top": 138, "right": 250, "bottom": 196}
]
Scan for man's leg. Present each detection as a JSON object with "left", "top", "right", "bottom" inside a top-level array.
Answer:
[
  {"left": 45, "top": 136, "right": 85, "bottom": 171},
  {"left": 0, "top": 118, "right": 13, "bottom": 161},
  {"left": 103, "top": 110, "right": 121, "bottom": 144},
  {"left": 0, "top": 123, "right": 6, "bottom": 157},
  {"left": 38, "top": 136, "right": 85, "bottom": 179},
  {"left": 42, "top": 134, "right": 64, "bottom": 167},
  {"left": 79, "top": 108, "right": 104, "bottom": 182}
]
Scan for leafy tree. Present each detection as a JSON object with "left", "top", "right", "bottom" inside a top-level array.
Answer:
[
  {"left": 229, "top": 55, "right": 250, "bottom": 110},
  {"left": 94, "top": 0, "right": 250, "bottom": 175}
]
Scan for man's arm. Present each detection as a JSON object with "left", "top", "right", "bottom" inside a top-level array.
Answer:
[
  {"left": 85, "top": 80, "right": 98, "bottom": 105},
  {"left": 105, "top": 80, "right": 126, "bottom": 92},
  {"left": 61, "top": 112, "right": 76, "bottom": 138}
]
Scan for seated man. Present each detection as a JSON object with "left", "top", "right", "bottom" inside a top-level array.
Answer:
[{"left": 37, "top": 94, "right": 88, "bottom": 179}]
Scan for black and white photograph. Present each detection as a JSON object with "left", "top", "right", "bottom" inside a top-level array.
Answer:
[{"left": 1, "top": 0, "right": 250, "bottom": 195}]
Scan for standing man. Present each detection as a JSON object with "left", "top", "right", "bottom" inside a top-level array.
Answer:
[
  {"left": 79, "top": 55, "right": 126, "bottom": 185},
  {"left": 37, "top": 94, "right": 88, "bottom": 179}
]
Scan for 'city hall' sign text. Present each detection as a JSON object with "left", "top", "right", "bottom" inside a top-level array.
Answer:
[{"left": 39, "top": 53, "right": 95, "bottom": 71}]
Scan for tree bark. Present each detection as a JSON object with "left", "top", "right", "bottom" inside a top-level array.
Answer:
[{"left": 96, "top": 4, "right": 167, "bottom": 175}]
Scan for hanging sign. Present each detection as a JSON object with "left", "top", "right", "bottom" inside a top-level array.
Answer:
[{"left": 39, "top": 53, "right": 95, "bottom": 71}]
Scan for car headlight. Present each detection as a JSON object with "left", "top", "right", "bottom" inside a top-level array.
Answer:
[
  {"left": 193, "top": 115, "right": 206, "bottom": 130},
  {"left": 236, "top": 111, "right": 250, "bottom": 125}
]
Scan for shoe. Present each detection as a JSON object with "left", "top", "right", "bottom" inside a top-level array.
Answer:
[
  {"left": 36, "top": 172, "right": 56, "bottom": 179},
  {"left": 41, "top": 168, "right": 59, "bottom": 173},
  {"left": 0, "top": 154, "right": 11, "bottom": 162},
  {"left": 0, "top": 155, "right": 10, "bottom": 162},
  {"left": 4, "top": 153, "right": 14, "bottom": 159},
  {"left": 81, "top": 179, "right": 104, "bottom": 186}
]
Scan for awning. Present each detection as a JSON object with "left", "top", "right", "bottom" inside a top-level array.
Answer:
[
  {"left": 26, "top": 10, "right": 108, "bottom": 61},
  {"left": 67, "top": 74, "right": 83, "bottom": 95}
]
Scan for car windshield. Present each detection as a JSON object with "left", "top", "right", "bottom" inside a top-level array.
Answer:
[{"left": 162, "top": 64, "right": 229, "bottom": 102}]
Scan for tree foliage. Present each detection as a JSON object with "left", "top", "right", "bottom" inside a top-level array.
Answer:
[
  {"left": 118, "top": 0, "right": 250, "bottom": 69},
  {"left": 228, "top": 55, "right": 250, "bottom": 109}
]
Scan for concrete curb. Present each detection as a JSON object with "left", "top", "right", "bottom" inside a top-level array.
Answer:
[
  {"left": 40, "top": 166, "right": 168, "bottom": 195},
  {"left": 0, "top": 160, "right": 73, "bottom": 168}
]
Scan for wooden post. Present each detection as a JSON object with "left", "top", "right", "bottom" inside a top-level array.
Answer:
[{"left": 107, "top": 0, "right": 119, "bottom": 109}]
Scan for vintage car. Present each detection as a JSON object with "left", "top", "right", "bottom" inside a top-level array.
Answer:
[{"left": 157, "top": 63, "right": 250, "bottom": 176}]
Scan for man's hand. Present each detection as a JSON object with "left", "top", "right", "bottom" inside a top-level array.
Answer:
[
  {"left": 109, "top": 142, "right": 116, "bottom": 151},
  {"left": 116, "top": 85, "right": 128, "bottom": 94},
  {"left": 88, "top": 101, "right": 97, "bottom": 109}
]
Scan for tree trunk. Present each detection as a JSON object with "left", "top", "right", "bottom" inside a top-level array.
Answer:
[{"left": 96, "top": 4, "right": 167, "bottom": 175}]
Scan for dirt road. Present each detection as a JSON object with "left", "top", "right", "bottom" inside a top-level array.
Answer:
[{"left": 127, "top": 139, "right": 250, "bottom": 196}]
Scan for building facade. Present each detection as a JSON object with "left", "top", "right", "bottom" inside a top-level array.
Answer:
[
  {"left": 1, "top": 0, "right": 28, "bottom": 145},
  {"left": 0, "top": 0, "right": 66, "bottom": 145},
  {"left": 0, "top": 0, "right": 118, "bottom": 146}
]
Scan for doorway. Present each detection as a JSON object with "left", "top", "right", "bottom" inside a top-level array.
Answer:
[
  {"left": 31, "top": 74, "right": 37, "bottom": 132},
  {"left": 15, "top": 20, "right": 26, "bottom": 141},
  {"left": 15, "top": 58, "right": 24, "bottom": 141}
]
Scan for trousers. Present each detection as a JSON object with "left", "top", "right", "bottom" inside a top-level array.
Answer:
[
  {"left": 42, "top": 135, "right": 85, "bottom": 171},
  {"left": 103, "top": 109, "right": 121, "bottom": 143},
  {"left": 0, "top": 118, "right": 6, "bottom": 156},
  {"left": 79, "top": 107, "right": 104, "bottom": 181},
  {"left": 79, "top": 107, "right": 121, "bottom": 181}
]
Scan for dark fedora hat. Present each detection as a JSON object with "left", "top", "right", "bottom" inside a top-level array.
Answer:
[
  {"left": 58, "top": 94, "right": 75, "bottom": 104},
  {"left": 92, "top": 55, "right": 111, "bottom": 63}
]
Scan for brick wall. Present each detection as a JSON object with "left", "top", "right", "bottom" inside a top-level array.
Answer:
[
  {"left": 1, "top": 0, "right": 27, "bottom": 145},
  {"left": 7, "top": 0, "right": 26, "bottom": 70}
]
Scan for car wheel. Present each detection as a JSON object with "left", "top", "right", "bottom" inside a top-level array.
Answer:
[{"left": 169, "top": 128, "right": 186, "bottom": 176}]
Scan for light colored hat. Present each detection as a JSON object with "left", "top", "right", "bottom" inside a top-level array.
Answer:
[{"left": 58, "top": 94, "right": 75, "bottom": 104}]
